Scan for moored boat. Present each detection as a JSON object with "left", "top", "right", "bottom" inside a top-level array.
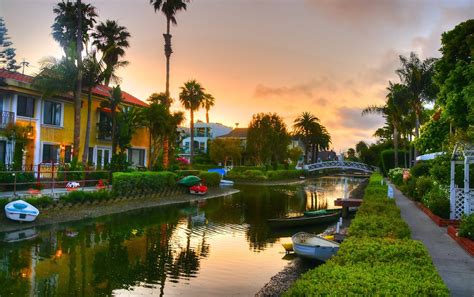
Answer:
[
  {"left": 220, "top": 179, "right": 234, "bottom": 186},
  {"left": 178, "top": 175, "right": 201, "bottom": 187},
  {"left": 4, "top": 200, "right": 40, "bottom": 222},
  {"left": 189, "top": 185, "right": 208, "bottom": 195},
  {"left": 292, "top": 232, "right": 340, "bottom": 261},
  {"left": 303, "top": 208, "right": 340, "bottom": 217},
  {"left": 267, "top": 209, "right": 340, "bottom": 228}
]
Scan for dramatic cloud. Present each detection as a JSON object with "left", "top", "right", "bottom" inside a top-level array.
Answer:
[
  {"left": 254, "top": 77, "right": 338, "bottom": 98},
  {"left": 328, "top": 107, "right": 385, "bottom": 131}
]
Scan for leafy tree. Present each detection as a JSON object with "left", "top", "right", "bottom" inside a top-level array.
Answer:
[
  {"left": 101, "top": 86, "right": 124, "bottom": 157},
  {"left": 396, "top": 52, "right": 437, "bottom": 157},
  {"left": 247, "top": 113, "right": 290, "bottom": 167},
  {"left": 209, "top": 138, "right": 242, "bottom": 166},
  {"left": 33, "top": 57, "right": 77, "bottom": 97},
  {"left": 292, "top": 112, "right": 330, "bottom": 164},
  {"left": 287, "top": 147, "right": 303, "bottom": 164},
  {"left": 91, "top": 20, "right": 131, "bottom": 86},
  {"left": 414, "top": 114, "right": 450, "bottom": 154},
  {"left": 346, "top": 148, "right": 357, "bottom": 161},
  {"left": 202, "top": 93, "right": 215, "bottom": 124},
  {"left": 0, "top": 18, "right": 20, "bottom": 72},
  {"left": 179, "top": 80, "right": 205, "bottom": 164},
  {"left": 435, "top": 19, "right": 474, "bottom": 134},
  {"left": 355, "top": 141, "right": 368, "bottom": 158}
]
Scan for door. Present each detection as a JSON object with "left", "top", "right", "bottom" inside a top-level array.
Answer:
[{"left": 96, "top": 147, "right": 111, "bottom": 168}]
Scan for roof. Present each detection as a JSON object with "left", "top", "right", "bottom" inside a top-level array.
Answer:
[
  {"left": 0, "top": 69, "right": 148, "bottom": 107},
  {"left": 219, "top": 128, "right": 248, "bottom": 138}
]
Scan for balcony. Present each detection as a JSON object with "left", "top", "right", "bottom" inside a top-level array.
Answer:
[{"left": 0, "top": 111, "right": 14, "bottom": 129}]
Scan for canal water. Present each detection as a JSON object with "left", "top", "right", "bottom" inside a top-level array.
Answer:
[{"left": 0, "top": 176, "right": 363, "bottom": 296}]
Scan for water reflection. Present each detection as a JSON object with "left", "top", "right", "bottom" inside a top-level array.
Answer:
[{"left": 0, "top": 176, "right": 362, "bottom": 296}]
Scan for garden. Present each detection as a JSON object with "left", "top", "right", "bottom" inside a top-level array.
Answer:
[{"left": 284, "top": 173, "right": 449, "bottom": 296}]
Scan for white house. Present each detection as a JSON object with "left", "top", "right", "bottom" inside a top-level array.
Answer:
[{"left": 181, "top": 121, "right": 233, "bottom": 154}]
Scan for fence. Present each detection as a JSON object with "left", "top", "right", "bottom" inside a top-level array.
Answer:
[{"left": 0, "top": 162, "right": 111, "bottom": 196}]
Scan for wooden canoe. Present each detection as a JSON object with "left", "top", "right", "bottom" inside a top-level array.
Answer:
[{"left": 267, "top": 210, "right": 340, "bottom": 228}]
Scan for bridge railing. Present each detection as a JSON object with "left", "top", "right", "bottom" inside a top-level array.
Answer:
[{"left": 301, "top": 160, "right": 377, "bottom": 172}]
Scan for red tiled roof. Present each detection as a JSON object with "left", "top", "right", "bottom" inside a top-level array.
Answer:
[{"left": 0, "top": 69, "right": 148, "bottom": 107}]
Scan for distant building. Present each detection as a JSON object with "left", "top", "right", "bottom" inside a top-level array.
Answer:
[
  {"left": 218, "top": 128, "right": 249, "bottom": 147},
  {"left": 181, "top": 121, "right": 233, "bottom": 154}
]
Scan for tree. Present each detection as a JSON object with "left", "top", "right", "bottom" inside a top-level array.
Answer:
[
  {"left": 355, "top": 141, "right": 368, "bottom": 158},
  {"left": 435, "top": 20, "right": 474, "bottom": 135},
  {"left": 396, "top": 52, "right": 437, "bottom": 158},
  {"left": 33, "top": 57, "right": 77, "bottom": 98},
  {"left": 113, "top": 107, "right": 144, "bottom": 170},
  {"left": 148, "top": 92, "right": 175, "bottom": 168},
  {"left": 149, "top": 0, "right": 190, "bottom": 98},
  {"left": 209, "top": 138, "right": 242, "bottom": 166},
  {"left": 179, "top": 80, "right": 205, "bottom": 164},
  {"left": 0, "top": 18, "right": 20, "bottom": 72},
  {"left": 287, "top": 147, "right": 303, "bottom": 165},
  {"left": 346, "top": 148, "right": 356, "bottom": 161},
  {"left": 414, "top": 114, "right": 450, "bottom": 154},
  {"left": 293, "top": 112, "right": 318, "bottom": 164},
  {"left": 91, "top": 20, "right": 131, "bottom": 86},
  {"left": 247, "top": 113, "right": 290, "bottom": 167},
  {"left": 52, "top": 0, "right": 97, "bottom": 158},
  {"left": 101, "top": 86, "right": 124, "bottom": 157},
  {"left": 202, "top": 93, "right": 215, "bottom": 124},
  {"left": 309, "top": 122, "right": 331, "bottom": 163}
]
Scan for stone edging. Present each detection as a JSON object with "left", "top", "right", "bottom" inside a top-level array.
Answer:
[
  {"left": 414, "top": 202, "right": 459, "bottom": 227},
  {"left": 447, "top": 225, "right": 474, "bottom": 256}
]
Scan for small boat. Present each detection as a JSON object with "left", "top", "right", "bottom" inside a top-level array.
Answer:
[
  {"left": 303, "top": 208, "right": 340, "bottom": 217},
  {"left": 178, "top": 175, "right": 201, "bottom": 187},
  {"left": 267, "top": 210, "right": 340, "bottom": 228},
  {"left": 282, "top": 242, "right": 294, "bottom": 253},
  {"left": 292, "top": 232, "right": 340, "bottom": 261},
  {"left": 189, "top": 185, "right": 208, "bottom": 195},
  {"left": 220, "top": 179, "right": 234, "bottom": 186},
  {"left": 5, "top": 200, "right": 40, "bottom": 222}
]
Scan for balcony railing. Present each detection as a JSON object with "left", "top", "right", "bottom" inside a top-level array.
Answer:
[{"left": 0, "top": 111, "right": 14, "bottom": 129}]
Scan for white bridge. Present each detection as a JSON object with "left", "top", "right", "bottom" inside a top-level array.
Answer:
[{"left": 299, "top": 161, "right": 376, "bottom": 173}]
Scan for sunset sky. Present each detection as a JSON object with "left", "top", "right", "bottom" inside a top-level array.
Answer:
[{"left": 1, "top": 0, "right": 472, "bottom": 151}]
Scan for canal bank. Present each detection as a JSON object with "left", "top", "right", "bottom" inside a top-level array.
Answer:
[
  {"left": 0, "top": 187, "right": 239, "bottom": 233},
  {"left": 256, "top": 178, "right": 368, "bottom": 297}
]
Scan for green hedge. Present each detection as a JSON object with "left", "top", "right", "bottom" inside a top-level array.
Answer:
[
  {"left": 112, "top": 171, "right": 177, "bottom": 197},
  {"left": 175, "top": 170, "right": 201, "bottom": 178},
  {"left": 226, "top": 169, "right": 304, "bottom": 182},
  {"left": 198, "top": 172, "right": 221, "bottom": 186},
  {"left": 60, "top": 190, "right": 112, "bottom": 204},
  {"left": 0, "top": 171, "right": 35, "bottom": 190},
  {"left": 266, "top": 170, "right": 304, "bottom": 180},
  {"left": 285, "top": 173, "right": 448, "bottom": 296},
  {"left": 380, "top": 149, "right": 408, "bottom": 175}
]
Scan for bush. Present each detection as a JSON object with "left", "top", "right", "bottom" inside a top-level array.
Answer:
[
  {"left": 198, "top": 172, "right": 221, "bottom": 186},
  {"left": 266, "top": 170, "right": 303, "bottom": 180},
  {"left": 284, "top": 173, "right": 448, "bottom": 296},
  {"left": 57, "top": 158, "right": 85, "bottom": 182},
  {"left": 24, "top": 196, "right": 54, "bottom": 208},
  {"left": 410, "top": 161, "right": 431, "bottom": 178},
  {"left": 405, "top": 177, "right": 417, "bottom": 199},
  {"left": 112, "top": 171, "right": 177, "bottom": 197},
  {"left": 423, "top": 186, "right": 450, "bottom": 219},
  {"left": 459, "top": 214, "right": 474, "bottom": 240},
  {"left": 175, "top": 170, "right": 201, "bottom": 178},
  {"left": 0, "top": 171, "right": 35, "bottom": 190},
  {"left": 380, "top": 149, "right": 408, "bottom": 175},
  {"left": 415, "top": 176, "right": 434, "bottom": 201},
  {"left": 388, "top": 167, "right": 404, "bottom": 185},
  {"left": 60, "top": 190, "right": 112, "bottom": 204}
]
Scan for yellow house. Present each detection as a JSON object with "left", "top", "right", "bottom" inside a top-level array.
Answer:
[{"left": 0, "top": 69, "right": 149, "bottom": 168}]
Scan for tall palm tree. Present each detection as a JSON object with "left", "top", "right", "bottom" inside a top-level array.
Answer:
[
  {"left": 396, "top": 52, "right": 437, "bottom": 158},
  {"left": 202, "top": 93, "right": 215, "bottom": 124},
  {"left": 82, "top": 51, "right": 104, "bottom": 165},
  {"left": 293, "top": 112, "right": 318, "bottom": 164},
  {"left": 101, "top": 86, "right": 124, "bottom": 156},
  {"left": 310, "top": 124, "right": 331, "bottom": 163},
  {"left": 149, "top": 0, "right": 190, "bottom": 98},
  {"left": 179, "top": 80, "right": 205, "bottom": 164},
  {"left": 91, "top": 20, "right": 131, "bottom": 86}
]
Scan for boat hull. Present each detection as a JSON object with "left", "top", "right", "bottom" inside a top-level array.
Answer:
[
  {"left": 220, "top": 179, "right": 234, "bottom": 186},
  {"left": 268, "top": 211, "right": 340, "bottom": 228},
  {"left": 4, "top": 200, "right": 39, "bottom": 222},
  {"left": 292, "top": 232, "right": 340, "bottom": 261}
]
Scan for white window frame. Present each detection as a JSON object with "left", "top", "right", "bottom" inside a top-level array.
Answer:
[
  {"left": 95, "top": 146, "right": 112, "bottom": 168},
  {"left": 42, "top": 99, "right": 64, "bottom": 128},
  {"left": 40, "top": 141, "right": 61, "bottom": 164},
  {"left": 127, "top": 146, "right": 147, "bottom": 167}
]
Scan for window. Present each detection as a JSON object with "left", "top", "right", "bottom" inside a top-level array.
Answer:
[
  {"left": 64, "top": 145, "right": 72, "bottom": 163},
  {"left": 43, "top": 100, "right": 62, "bottom": 126},
  {"left": 87, "top": 147, "right": 94, "bottom": 165},
  {"left": 0, "top": 141, "right": 6, "bottom": 164},
  {"left": 128, "top": 148, "right": 145, "bottom": 167},
  {"left": 17, "top": 95, "right": 35, "bottom": 117},
  {"left": 42, "top": 144, "right": 59, "bottom": 163},
  {"left": 98, "top": 111, "right": 112, "bottom": 140}
]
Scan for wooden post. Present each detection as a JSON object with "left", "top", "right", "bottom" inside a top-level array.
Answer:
[
  {"left": 450, "top": 160, "right": 456, "bottom": 220},
  {"left": 464, "top": 158, "right": 470, "bottom": 215}
]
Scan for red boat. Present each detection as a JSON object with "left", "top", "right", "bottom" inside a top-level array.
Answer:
[{"left": 189, "top": 185, "right": 208, "bottom": 195}]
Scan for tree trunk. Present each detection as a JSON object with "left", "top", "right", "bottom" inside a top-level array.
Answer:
[
  {"left": 315, "top": 144, "right": 319, "bottom": 163},
  {"left": 111, "top": 109, "right": 117, "bottom": 156},
  {"left": 206, "top": 109, "right": 209, "bottom": 124},
  {"left": 304, "top": 143, "right": 308, "bottom": 164},
  {"left": 73, "top": 0, "right": 83, "bottom": 159},
  {"left": 161, "top": 18, "right": 172, "bottom": 170},
  {"left": 189, "top": 110, "right": 194, "bottom": 164},
  {"left": 82, "top": 87, "right": 93, "bottom": 165},
  {"left": 393, "top": 125, "right": 399, "bottom": 168},
  {"left": 162, "top": 138, "right": 169, "bottom": 169},
  {"left": 414, "top": 111, "right": 420, "bottom": 160}
]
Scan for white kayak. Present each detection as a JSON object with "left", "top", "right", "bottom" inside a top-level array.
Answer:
[
  {"left": 220, "top": 179, "right": 234, "bottom": 186},
  {"left": 4, "top": 200, "right": 39, "bottom": 222},
  {"left": 291, "top": 232, "right": 339, "bottom": 261}
]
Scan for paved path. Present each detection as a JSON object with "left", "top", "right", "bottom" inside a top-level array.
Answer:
[
  {"left": 390, "top": 182, "right": 474, "bottom": 297},
  {"left": 0, "top": 186, "right": 99, "bottom": 199}
]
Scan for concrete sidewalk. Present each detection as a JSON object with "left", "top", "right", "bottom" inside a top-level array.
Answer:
[{"left": 391, "top": 183, "right": 474, "bottom": 297}]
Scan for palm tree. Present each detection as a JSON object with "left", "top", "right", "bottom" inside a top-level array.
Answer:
[
  {"left": 33, "top": 57, "right": 77, "bottom": 97},
  {"left": 293, "top": 112, "right": 318, "bottom": 164},
  {"left": 179, "top": 80, "right": 205, "bottom": 164},
  {"left": 149, "top": 0, "right": 190, "bottom": 98},
  {"left": 82, "top": 51, "right": 104, "bottom": 165},
  {"left": 101, "top": 86, "right": 124, "bottom": 156},
  {"left": 310, "top": 124, "right": 331, "bottom": 162},
  {"left": 202, "top": 93, "right": 215, "bottom": 124},
  {"left": 396, "top": 52, "right": 437, "bottom": 158},
  {"left": 91, "top": 20, "right": 131, "bottom": 86}
]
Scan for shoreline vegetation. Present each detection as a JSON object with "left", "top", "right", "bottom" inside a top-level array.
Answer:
[
  {"left": 0, "top": 187, "right": 239, "bottom": 233},
  {"left": 283, "top": 173, "right": 449, "bottom": 296}
]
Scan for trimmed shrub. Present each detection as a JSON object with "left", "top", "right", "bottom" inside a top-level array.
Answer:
[
  {"left": 112, "top": 171, "right": 177, "bottom": 197},
  {"left": 380, "top": 149, "right": 408, "bottom": 175},
  {"left": 459, "top": 214, "right": 474, "bottom": 240},
  {"left": 198, "top": 172, "right": 221, "bottom": 187},
  {"left": 175, "top": 170, "right": 201, "bottom": 178},
  {"left": 266, "top": 170, "right": 303, "bottom": 180},
  {"left": 60, "top": 190, "right": 112, "bottom": 204},
  {"left": 410, "top": 161, "right": 431, "bottom": 178},
  {"left": 24, "top": 196, "right": 54, "bottom": 208},
  {"left": 388, "top": 167, "right": 404, "bottom": 185},
  {"left": 423, "top": 186, "right": 450, "bottom": 219},
  {"left": 0, "top": 171, "right": 35, "bottom": 190},
  {"left": 415, "top": 176, "right": 433, "bottom": 200}
]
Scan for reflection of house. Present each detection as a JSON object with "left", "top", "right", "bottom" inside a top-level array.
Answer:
[
  {"left": 218, "top": 128, "right": 248, "bottom": 147},
  {"left": 0, "top": 69, "right": 149, "bottom": 168},
  {"left": 181, "top": 121, "right": 232, "bottom": 154}
]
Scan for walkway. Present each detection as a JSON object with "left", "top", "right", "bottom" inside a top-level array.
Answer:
[
  {"left": 0, "top": 186, "right": 99, "bottom": 199},
  {"left": 391, "top": 183, "right": 474, "bottom": 297}
]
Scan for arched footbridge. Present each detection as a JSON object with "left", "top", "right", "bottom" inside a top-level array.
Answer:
[{"left": 299, "top": 161, "right": 377, "bottom": 173}]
